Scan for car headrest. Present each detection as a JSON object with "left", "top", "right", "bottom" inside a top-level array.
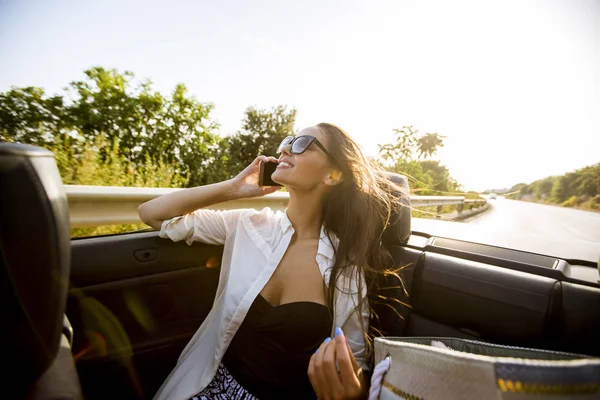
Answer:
[
  {"left": 0, "top": 143, "right": 71, "bottom": 391},
  {"left": 382, "top": 173, "right": 411, "bottom": 247}
]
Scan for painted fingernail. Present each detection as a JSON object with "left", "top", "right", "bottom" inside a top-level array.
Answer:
[
  {"left": 335, "top": 327, "right": 342, "bottom": 337},
  {"left": 324, "top": 337, "right": 331, "bottom": 344}
]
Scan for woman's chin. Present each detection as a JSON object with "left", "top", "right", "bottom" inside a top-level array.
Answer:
[{"left": 271, "top": 171, "right": 287, "bottom": 185}]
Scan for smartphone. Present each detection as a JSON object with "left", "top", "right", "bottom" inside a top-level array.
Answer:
[{"left": 258, "top": 161, "right": 282, "bottom": 187}]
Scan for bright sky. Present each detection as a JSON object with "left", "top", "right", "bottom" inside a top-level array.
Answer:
[{"left": 1, "top": 0, "right": 598, "bottom": 191}]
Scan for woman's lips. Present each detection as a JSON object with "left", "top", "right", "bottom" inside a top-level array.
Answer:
[{"left": 277, "top": 161, "right": 294, "bottom": 168}]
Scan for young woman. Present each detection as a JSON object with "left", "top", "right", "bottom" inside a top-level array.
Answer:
[{"left": 139, "top": 123, "right": 401, "bottom": 400}]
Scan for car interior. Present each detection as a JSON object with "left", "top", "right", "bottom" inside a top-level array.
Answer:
[{"left": 2, "top": 143, "right": 599, "bottom": 400}]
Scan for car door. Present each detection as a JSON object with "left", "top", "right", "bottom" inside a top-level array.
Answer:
[{"left": 67, "top": 231, "right": 223, "bottom": 399}]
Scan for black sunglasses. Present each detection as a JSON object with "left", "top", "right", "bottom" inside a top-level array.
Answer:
[{"left": 277, "top": 135, "right": 337, "bottom": 165}]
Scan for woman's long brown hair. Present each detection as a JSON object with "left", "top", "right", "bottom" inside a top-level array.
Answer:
[{"left": 317, "top": 122, "right": 408, "bottom": 369}]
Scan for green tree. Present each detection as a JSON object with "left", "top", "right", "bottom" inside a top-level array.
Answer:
[
  {"left": 66, "top": 68, "right": 145, "bottom": 158},
  {"left": 509, "top": 183, "right": 528, "bottom": 194},
  {"left": 534, "top": 177, "right": 555, "bottom": 200},
  {"left": 0, "top": 86, "right": 69, "bottom": 146},
  {"left": 506, "top": 163, "right": 600, "bottom": 210},
  {"left": 420, "top": 160, "right": 459, "bottom": 193},
  {"left": 378, "top": 126, "right": 445, "bottom": 164},
  {"left": 551, "top": 177, "right": 566, "bottom": 203},
  {"left": 225, "top": 105, "right": 296, "bottom": 177},
  {"left": 577, "top": 168, "right": 600, "bottom": 197},
  {"left": 416, "top": 132, "right": 445, "bottom": 160},
  {"left": 150, "top": 83, "right": 221, "bottom": 187},
  {"left": 0, "top": 67, "right": 221, "bottom": 188},
  {"left": 66, "top": 68, "right": 219, "bottom": 175},
  {"left": 377, "top": 126, "right": 460, "bottom": 196},
  {"left": 378, "top": 126, "right": 418, "bottom": 163},
  {"left": 194, "top": 136, "right": 232, "bottom": 185}
]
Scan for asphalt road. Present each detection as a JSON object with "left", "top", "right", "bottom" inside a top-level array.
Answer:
[
  {"left": 412, "top": 197, "right": 600, "bottom": 263},
  {"left": 472, "top": 197, "right": 600, "bottom": 240}
]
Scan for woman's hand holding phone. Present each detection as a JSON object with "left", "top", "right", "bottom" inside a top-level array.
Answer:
[{"left": 229, "top": 156, "right": 282, "bottom": 199}]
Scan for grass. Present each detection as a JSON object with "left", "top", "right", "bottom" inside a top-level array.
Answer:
[{"left": 71, "top": 223, "right": 149, "bottom": 238}]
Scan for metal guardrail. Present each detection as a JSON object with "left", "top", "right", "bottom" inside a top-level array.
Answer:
[
  {"left": 65, "top": 185, "right": 486, "bottom": 227},
  {"left": 410, "top": 195, "right": 465, "bottom": 207}
]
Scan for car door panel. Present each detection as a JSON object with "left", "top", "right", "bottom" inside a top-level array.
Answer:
[{"left": 67, "top": 232, "right": 222, "bottom": 399}]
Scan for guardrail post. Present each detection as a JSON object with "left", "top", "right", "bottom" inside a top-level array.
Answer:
[
  {"left": 457, "top": 203, "right": 464, "bottom": 214},
  {"left": 436, "top": 205, "right": 443, "bottom": 218}
]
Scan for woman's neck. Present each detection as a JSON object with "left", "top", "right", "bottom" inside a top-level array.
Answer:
[{"left": 286, "top": 188, "right": 323, "bottom": 241}]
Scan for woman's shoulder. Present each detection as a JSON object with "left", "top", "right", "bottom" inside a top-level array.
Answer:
[{"left": 243, "top": 207, "right": 285, "bottom": 228}]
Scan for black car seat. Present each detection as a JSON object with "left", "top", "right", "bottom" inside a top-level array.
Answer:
[
  {"left": 0, "top": 142, "right": 82, "bottom": 399},
  {"left": 369, "top": 173, "right": 413, "bottom": 340}
]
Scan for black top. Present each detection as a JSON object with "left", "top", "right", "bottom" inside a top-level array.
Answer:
[{"left": 222, "top": 294, "right": 332, "bottom": 399}]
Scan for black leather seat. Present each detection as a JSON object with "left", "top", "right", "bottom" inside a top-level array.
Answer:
[
  {"left": 369, "top": 173, "right": 413, "bottom": 339},
  {"left": 382, "top": 173, "right": 411, "bottom": 248},
  {"left": 0, "top": 143, "right": 81, "bottom": 399}
]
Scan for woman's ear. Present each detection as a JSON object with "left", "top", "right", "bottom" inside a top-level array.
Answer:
[{"left": 325, "top": 170, "right": 343, "bottom": 186}]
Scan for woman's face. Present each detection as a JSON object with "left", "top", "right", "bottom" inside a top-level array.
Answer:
[{"left": 271, "top": 126, "right": 336, "bottom": 191}]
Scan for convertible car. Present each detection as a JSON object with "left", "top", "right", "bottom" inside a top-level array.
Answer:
[{"left": 2, "top": 143, "right": 599, "bottom": 399}]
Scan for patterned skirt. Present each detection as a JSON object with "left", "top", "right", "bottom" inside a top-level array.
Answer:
[{"left": 189, "top": 363, "right": 258, "bottom": 400}]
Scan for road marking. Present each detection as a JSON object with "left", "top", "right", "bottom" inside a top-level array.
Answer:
[{"left": 560, "top": 223, "right": 589, "bottom": 241}]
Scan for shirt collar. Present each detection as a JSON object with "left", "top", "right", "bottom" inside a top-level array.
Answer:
[
  {"left": 280, "top": 209, "right": 336, "bottom": 261},
  {"left": 279, "top": 208, "right": 293, "bottom": 233}
]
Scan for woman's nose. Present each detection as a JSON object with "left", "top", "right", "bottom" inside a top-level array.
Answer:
[{"left": 279, "top": 145, "right": 292, "bottom": 156}]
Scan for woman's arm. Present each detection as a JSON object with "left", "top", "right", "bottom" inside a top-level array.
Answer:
[
  {"left": 138, "top": 155, "right": 280, "bottom": 230},
  {"left": 138, "top": 180, "right": 237, "bottom": 230}
]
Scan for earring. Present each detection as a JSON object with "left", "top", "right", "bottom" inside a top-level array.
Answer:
[{"left": 330, "top": 171, "right": 342, "bottom": 183}]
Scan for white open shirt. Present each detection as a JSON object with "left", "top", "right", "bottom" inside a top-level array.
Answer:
[{"left": 153, "top": 207, "right": 368, "bottom": 400}]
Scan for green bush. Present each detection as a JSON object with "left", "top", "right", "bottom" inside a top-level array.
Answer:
[
  {"left": 589, "top": 195, "right": 600, "bottom": 211},
  {"left": 561, "top": 196, "right": 579, "bottom": 208},
  {"left": 50, "top": 133, "right": 188, "bottom": 237},
  {"left": 509, "top": 163, "right": 599, "bottom": 209}
]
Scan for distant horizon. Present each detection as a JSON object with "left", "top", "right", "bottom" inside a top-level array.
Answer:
[{"left": 1, "top": 0, "right": 598, "bottom": 192}]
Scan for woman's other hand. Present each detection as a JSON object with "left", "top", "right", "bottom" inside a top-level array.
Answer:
[
  {"left": 308, "top": 327, "right": 367, "bottom": 400},
  {"left": 230, "top": 155, "right": 281, "bottom": 199}
]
